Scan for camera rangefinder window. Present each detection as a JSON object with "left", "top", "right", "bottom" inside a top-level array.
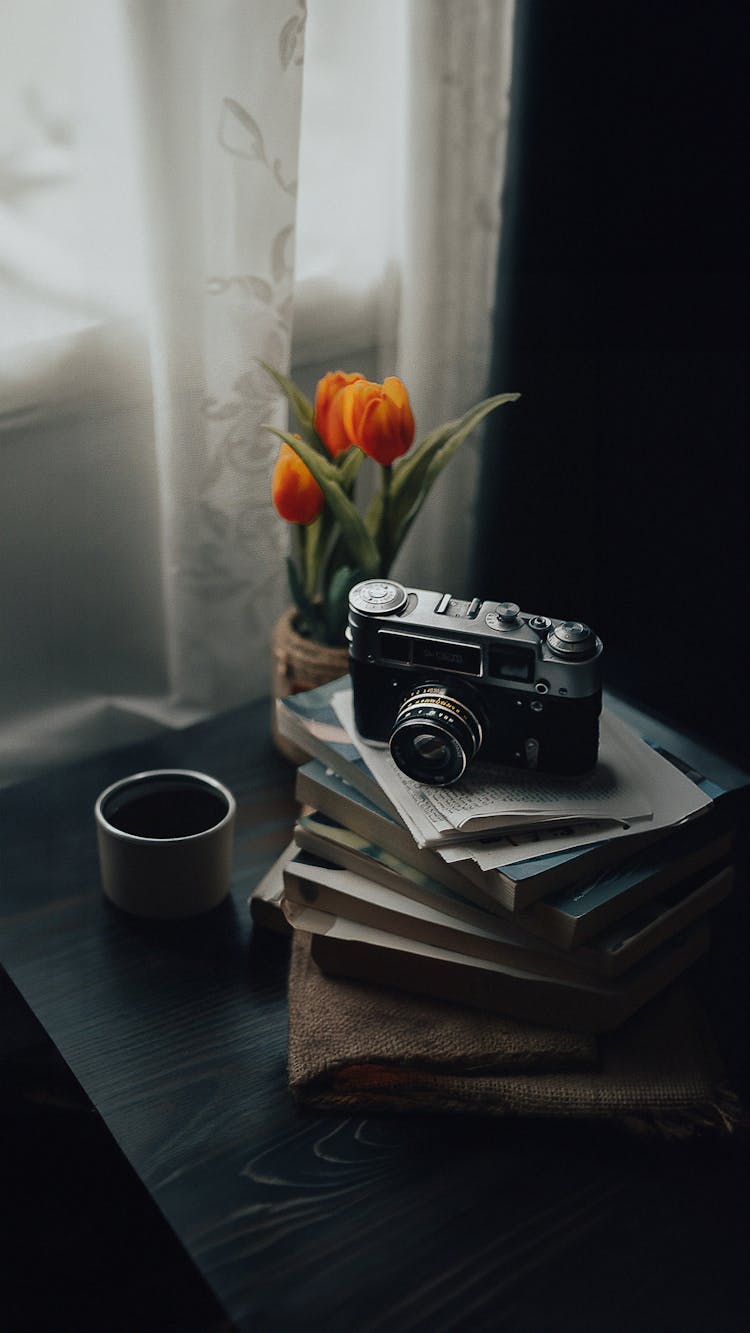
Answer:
[{"left": 412, "top": 638, "right": 481, "bottom": 676}]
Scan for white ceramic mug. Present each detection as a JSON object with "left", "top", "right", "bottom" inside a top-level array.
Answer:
[{"left": 95, "top": 769, "right": 236, "bottom": 918}]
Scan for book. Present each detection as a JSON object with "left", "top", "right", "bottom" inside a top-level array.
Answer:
[
  {"left": 274, "top": 676, "right": 398, "bottom": 816},
  {"left": 332, "top": 687, "right": 713, "bottom": 850},
  {"left": 444, "top": 739, "right": 739, "bottom": 889},
  {"left": 286, "top": 837, "right": 567, "bottom": 965},
  {"left": 280, "top": 680, "right": 718, "bottom": 900},
  {"left": 294, "top": 759, "right": 738, "bottom": 946},
  {"left": 295, "top": 758, "right": 623, "bottom": 898},
  {"left": 295, "top": 766, "right": 484, "bottom": 896},
  {"left": 284, "top": 844, "right": 733, "bottom": 981},
  {"left": 571, "top": 866, "right": 733, "bottom": 974},
  {"left": 279, "top": 680, "right": 648, "bottom": 862},
  {"left": 517, "top": 814, "right": 735, "bottom": 947},
  {"left": 274, "top": 678, "right": 744, "bottom": 1030},
  {"left": 248, "top": 847, "right": 294, "bottom": 934},
  {"left": 284, "top": 901, "right": 711, "bottom": 1033}
]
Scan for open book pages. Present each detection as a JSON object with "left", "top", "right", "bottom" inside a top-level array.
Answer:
[
  {"left": 332, "top": 689, "right": 713, "bottom": 851},
  {"left": 438, "top": 824, "right": 651, "bottom": 871}
]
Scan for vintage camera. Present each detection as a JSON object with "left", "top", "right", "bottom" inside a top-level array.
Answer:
[{"left": 347, "top": 580, "right": 603, "bottom": 785}]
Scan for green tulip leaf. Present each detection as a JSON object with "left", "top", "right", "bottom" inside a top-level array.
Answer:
[
  {"left": 285, "top": 554, "right": 320, "bottom": 636},
  {"left": 322, "top": 529, "right": 357, "bottom": 588},
  {"left": 259, "top": 361, "right": 328, "bottom": 454},
  {"left": 259, "top": 360, "right": 313, "bottom": 426},
  {"left": 337, "top": 445, "right": 365, "bottom": 491},
  {"left": 301, "top": 511, "right": 332, "bottom": 599},
  {"left": 265, "top": 427, "right": 380, "bottom": 577},
  {"left": 323, "top": 563, "right": 359, "bottom": 645},
  {"left": 385, "top": 392, "right": 520, "bottom": 553}
]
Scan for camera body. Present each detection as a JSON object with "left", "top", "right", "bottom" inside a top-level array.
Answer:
[{"left": 347, "top": 580, "right": 603, "bottom": 784}]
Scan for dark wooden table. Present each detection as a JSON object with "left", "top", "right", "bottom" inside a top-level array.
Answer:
[{"left": 1, "top": 697, "right": 749, "bottom": 1332}]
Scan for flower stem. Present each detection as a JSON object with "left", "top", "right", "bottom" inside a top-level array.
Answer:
[{"left": 378, "top": 463, "right": 392, "bottom": 575}]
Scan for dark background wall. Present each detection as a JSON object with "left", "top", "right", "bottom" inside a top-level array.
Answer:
[{"left": 473, "top": 0, "right": 748, "bottom": 763}]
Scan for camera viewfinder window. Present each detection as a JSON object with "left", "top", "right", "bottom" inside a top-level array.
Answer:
[{"left": 488, "top": 646, "right": 533, "bottom": 682}]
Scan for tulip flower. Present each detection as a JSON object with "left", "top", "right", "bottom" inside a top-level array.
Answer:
[
  {"left": 340, "top": 376, "right": 415, "bottom": 466},
  {"left": 262, "top": 359, "right": 519, "bottom": 646},
  {"left": 272, "top": 442, "right": 324, "bottom": 525},
  {"left": 313, "top": 370, "right": 366, "bottom": 456}
]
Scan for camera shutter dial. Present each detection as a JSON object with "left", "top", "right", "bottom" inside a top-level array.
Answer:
[
  {"left": 349, "top": 580, "right": 407, "bottom": 615},
  {"left": 485, "top": 602, "right": 521, "bottom": 631},
  {"left": 547, "top": 621, "right": 597, "bottom": 657}
]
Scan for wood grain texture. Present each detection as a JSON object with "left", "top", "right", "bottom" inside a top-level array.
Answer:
[
  {"left": 0, "top": 968, "right": 231, "bottom": 1333},
  {"left": 2, "top": 698, "right": 749, "bottom": 1332}
]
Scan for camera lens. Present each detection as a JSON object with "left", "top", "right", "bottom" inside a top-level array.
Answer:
[
  {"left": 389, "top": 684, "right": 483, "bottom": 785},
  {"left": 412, "top": 733, "right": 452, "bottom": 763}
]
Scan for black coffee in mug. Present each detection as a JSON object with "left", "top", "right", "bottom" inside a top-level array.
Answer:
[
  {"left": 95, "top": 770, "right": 236, "bottom": 918},
  {"left": 102, "top": 774, "right": 229, "bottom": 839}
]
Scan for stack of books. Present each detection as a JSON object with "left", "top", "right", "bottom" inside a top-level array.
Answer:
[{"left": 252, "top": 678, "right": 746, "bottom": 1033}]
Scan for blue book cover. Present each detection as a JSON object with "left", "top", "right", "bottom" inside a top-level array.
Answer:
[
  {"left": 494, "top": 740, "right": 735, "bottom": 896},
  {"left": 298, "top": 746, "right": 746, "bottom": 945},
  {"left": 299, "top": 757, "right": 398, "bottom": 821},
  {"left": 530, "top": 807, "right": 735, "bottom": 945},
  {"left": 281, "top": 676, "right": 362, "bottom": 766},
  {"left": 278, "top": 677, "right": 393, "bottom": 811}
]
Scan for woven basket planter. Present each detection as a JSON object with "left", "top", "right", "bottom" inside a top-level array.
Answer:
[{"left": 270, "top": 606, "right": 349, "bottom": 763}]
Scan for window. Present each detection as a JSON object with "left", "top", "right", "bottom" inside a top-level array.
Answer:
[{"left": 293, "top": 0, "right": 407, "bottom": 380}]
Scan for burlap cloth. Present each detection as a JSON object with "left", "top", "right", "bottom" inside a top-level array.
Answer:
[{"left": 288, "top": 932, "right": 743, "bottom": 1135}]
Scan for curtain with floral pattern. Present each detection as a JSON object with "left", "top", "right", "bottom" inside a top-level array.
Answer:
[
  {"left": 396, "top": 0, "right": 515, "bottom": 592},
  {"left": 126, "top": 0, "right": 307, "bottom": 710},
  {"left": 0, "top": 0, "right": 515, "bottom": 785},
  {"left": 0, "top": 0, "right": 306, "bottom": 782}
]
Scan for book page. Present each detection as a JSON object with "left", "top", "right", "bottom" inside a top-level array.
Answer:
[
  {"left": 333, "top": 690, "right": 711, "bottom": 849},
  {"left": 439, "top": 730, "right": 726, "bottom": 872},
  {"left": 439, "top": 822, "right": 620, "bottom": 870}
]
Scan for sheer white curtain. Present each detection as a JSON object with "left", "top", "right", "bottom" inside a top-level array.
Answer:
[
  {"left": 0, "top": 0, "right": 305, "bottom": 783},
  {"left": 396, "top": 0, "right": 515, "bottom": 590},
  {"left": 126, "top": 0, "right": 304, "bottom": 710},
  {"left": 0, "top": 0, "right": 515, "bottom": 786},
  {"left": 294, "top": 0, "right": 515, "bottom": 591}
]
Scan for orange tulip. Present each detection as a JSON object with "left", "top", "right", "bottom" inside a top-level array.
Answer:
[
  {"left": 313, "top": 370, "right": 366, "bottom": 456},
  {"left": 340, "top": 376, "right": 415, "bottom": 466},
  {"left": 271, "top": 442, "right": 324, "bottom": 525}
]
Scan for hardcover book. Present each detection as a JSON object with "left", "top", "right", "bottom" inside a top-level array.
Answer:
[
  {"left": 284, "top": 844, "right": 733, "bottom": 982},
  {"left": 284, "top": 900, "right": 711, "bottom": 1033},
  {"left": 275, "top": 677, "right": 396, "bottom": 815},
  {"left": 265, "top": 678, "right": 745, "bottom": 1034},
  {"left": 248, "top": 846, "right": 294, "bottom": 934},
  {"left": 294, "top": 760, "right": 739, "bottom": 947},
  {"left": 282, "top": 682, "right": 727, "bottom": 907},
  {"left": 294, "top": 758, "right": 624, "bottom": 897},
  {"left": 521, "top": 814, "right": 735, "bottom": 946}
]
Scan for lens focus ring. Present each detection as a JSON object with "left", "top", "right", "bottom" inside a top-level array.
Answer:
[{"left": 389, "top": 685, "right": 482, "bottom": 785}]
